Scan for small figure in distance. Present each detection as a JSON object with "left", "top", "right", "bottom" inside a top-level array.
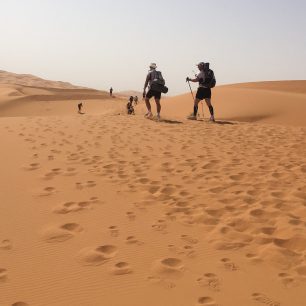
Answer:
[
  {"left": 77, "top": 102, "right": 84, "bottom": 114},
  {"left": 127, "top": 96, "right": 135, "bottom": 115},
  {"left": 134, "top": 95, "right": 138, "bottom": 105},
  {"left": 110, "top": 87, "right": 113, "bottom": 97},
  {"left": 186, "top": 62, "right": 215, "bottom": 121}
]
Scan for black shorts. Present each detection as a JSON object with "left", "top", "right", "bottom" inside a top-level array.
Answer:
[
  {"left": 146, "top": 89, "right": 161, "bottom": 100},
  {"left": 196, "top": 87, "right": 211, "bottom": 100}
]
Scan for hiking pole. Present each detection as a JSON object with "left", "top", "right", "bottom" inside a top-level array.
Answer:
[
  {"left": 187, "top": 79, "right": 204, "bottom": 119},
  {"left": 187, "top": 80, "right": 194, "bottom": 100}
]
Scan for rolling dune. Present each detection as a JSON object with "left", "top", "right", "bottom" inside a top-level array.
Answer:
[{"left": 160, "top": 81, "right": 306, "bottom": 126}]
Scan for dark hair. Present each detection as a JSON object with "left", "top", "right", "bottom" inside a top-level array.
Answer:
[{"left": 204, "top": 63, "right": 210, "bottom": 70}]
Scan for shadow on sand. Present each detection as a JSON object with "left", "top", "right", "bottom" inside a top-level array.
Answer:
[
  {"left": 160, "top": 118, "right": 183, "bottom": 124},
  {"left": 194, "top": 119, "right": 236, "bottom": 125},
  {"left": 214, "top": 120, "right": 235, "bottom": 125}
]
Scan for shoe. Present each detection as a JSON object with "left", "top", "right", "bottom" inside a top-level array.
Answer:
[
  {"left": 145, "top": 112, "right": 153, "bottom": 119},
  {"left": 210, "top": 116, "right": 215, "bottom": 122},
  {"left": 156, "top": 114, "right": 161, "bottom": 121},
  {"left": 187, "top": 115, "right": 197, "bottom": 120}
]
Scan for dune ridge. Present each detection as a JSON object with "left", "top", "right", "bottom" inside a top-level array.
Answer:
[{"left": 0, "top": 70, "right": 87, "bottom": 89}]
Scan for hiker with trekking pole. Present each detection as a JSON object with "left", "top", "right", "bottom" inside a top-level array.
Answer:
[{"left": 186, "top": 62, "right": 216, "bottom": 121}]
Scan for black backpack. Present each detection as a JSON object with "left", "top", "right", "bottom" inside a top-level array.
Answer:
[
  {"left": 201, "top": 69, "right": 216, "bottom": 88},
  {"left": 150, "top": 71, "right": 169, "bottom": 93}
]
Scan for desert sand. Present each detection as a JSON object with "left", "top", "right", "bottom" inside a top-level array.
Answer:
[{"left": 0, "top": 75, "right": 306, "bottom": 306}]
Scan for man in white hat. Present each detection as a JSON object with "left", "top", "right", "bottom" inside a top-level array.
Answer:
[
  {"left": 186, "top": 62, "right": 215, "bottom": 121},
  {"left": 143, "top": 63, "right": 164, "bottom": 120}
]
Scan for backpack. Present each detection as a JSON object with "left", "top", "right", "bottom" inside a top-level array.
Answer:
[
  {"left": 150, "top": 71, "right": 168, "bottom": 93},
  {"left": 201, "top": 69, "right": 216, "bottom": 88}
]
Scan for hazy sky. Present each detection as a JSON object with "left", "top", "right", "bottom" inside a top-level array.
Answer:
[{"left": 1, "top": 0, "right": 305, "bottom": 94}]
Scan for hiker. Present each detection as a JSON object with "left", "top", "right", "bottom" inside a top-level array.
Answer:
[
  {"left": 110, "top": 87, "right": 113, "bottom": 97},
  {"left": 127, "top": 99, "right": 135, "bottom": 115},
  {"left": 77, "top": 102, "right": 83, "bottom": 114},
  {"left": 186, "top": 62, "right": 215, "bottom": 121},
  {"left": 134, "top": 96, "right": 138, "bottom": 105},
  {"left": 143, "top": 63, "right": 166, "bottom": 120}
]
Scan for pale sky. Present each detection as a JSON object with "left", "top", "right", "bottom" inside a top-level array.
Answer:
[{"left": 1, "top": 0, "right": 305, "bottom": 94}]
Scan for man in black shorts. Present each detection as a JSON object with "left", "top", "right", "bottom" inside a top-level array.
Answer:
[
  {"left": 143, "top": 63, "right": 163, "bottom": 120},
  {"left": 187, "top": 62, "right": 215, "bottom": 121}
]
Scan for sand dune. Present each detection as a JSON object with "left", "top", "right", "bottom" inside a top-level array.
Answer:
[
  {"left": 0, "top": 70, "right": 87, "bottom": 89},
  {"left": 0, "top": 78, "right": 306, "bottom": 306},
  {"left": 0, "top": 83, "right": 125, "bottom": 117},
  {"left": 159, "top": 81, "right": 306, "bottom": 126}
]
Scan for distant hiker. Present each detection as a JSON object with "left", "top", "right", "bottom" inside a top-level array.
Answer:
[
  {"left": 127, "top": 99, "right": 135, "bottom": 115},
  {"left": 186, "top": 62, "right": 216, "bottom": 121},
  {"left": 77, "top": 102, "right": 83, "bottom": 114},
  {"left": 134, "top": 96, "right": 138, "bottom": 105},
  {"left": 110, "top": 87, "right": 113, "bottom": 97},
  {"left": 143, "top": 63, "right": 168, "bottom": 121}
]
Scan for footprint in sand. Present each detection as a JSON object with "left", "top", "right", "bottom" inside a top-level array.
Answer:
[
  {"left": 220, "top": 258, "right": 239, "bottom": 271},
  {"left": 126, "top": 211, "right": 136, "bottom": 221},
  {"left": 75, "top": 181, "right": 97, "bottom": 189},
  {"left": 245, "top": 253, "right": 262, "bottom": 264},
  {"left": 278, "top": 272, "right": 298, "bottom": 288},
  {"left": 0, "top": 239, "right": 12, "bottom": 250},
  {"left": 151, "top": 258, "right": 184, "bottom": 278},
  {"left": 53, "top": 197, "right": 99, "bottom": 214},
  {"left": 63, "top": 167, "right": 78, "bottom": 176},
  {"left": 11, "top": 303, "right": 29, "bottom": 306},
  {"left": 196, "top": 296, "right": 218, "bottom": 306},
  {"left": 39, "top": 186, "right": 56, "bottom": 197},
  {"left": 77, "top": 245, "right": 118, "bottom": 266},
  {"left": 126, "top": 236, "right": 143, "bottom": 246},
  {"left": 181, "top": 234, "right": 199, "bottom": 245},
  {"left": 53, "top": 201, "right": 90, "bottom": 214},
  {"left": 23, "top": 163, "right": 40, "bottom": 171},
  {"left": 0, "top": 268, "right": 8, "bottom": 281},
  {"left": 197, "top": 273, "right": 221, "bottom": 292},
  {"left": 152, "top": 220, "right": 167, "bottom": 232},
  {"left": 110, "top": 262, "right": 133, "bottom": 275},
  {"left": 42, "top": 223, "right": 83, "bottom": 243},
  {"left": 252, "top": 293, "right": 280, "bottom": 306},
  {"left": 168, "top": 244, "right": 195, "bottom": 258},
  {"left": 109, "top": 226, "right": 119, "bottom": 237}
]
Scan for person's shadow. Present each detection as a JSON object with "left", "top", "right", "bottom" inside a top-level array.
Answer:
[
  {"left": 159, "top": 118, "right": 183, "bottom": 124},
  {"left": 214, "top": 120, "right": 235, "bottom": 125}
]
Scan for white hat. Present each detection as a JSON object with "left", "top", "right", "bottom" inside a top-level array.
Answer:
[
  {"left": 197, "top": 62, "right": 205, "bottom": 67},
  {"left": 149, "top": 63, "right": 157, "bottom": 69}
]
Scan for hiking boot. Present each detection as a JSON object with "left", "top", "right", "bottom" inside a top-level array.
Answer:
[
  {"left": 145, "top": 112, "right": 153, "bottom": 119},
  {"left": 187, "top": 115, "right": 197, "bottom": 120}
]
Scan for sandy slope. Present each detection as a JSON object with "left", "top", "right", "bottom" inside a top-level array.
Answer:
[
  {"left": 0, "top": 80, "right": 306, "bottom": 306},
  {"left": 159, "top": 81, "right": 306, "bottom": 126},
  {"left": 0, "top": 70, "right": 87, "bottom": 89},
  {"left": 0, "top": 84, "right": 124, "bottom": 117}
]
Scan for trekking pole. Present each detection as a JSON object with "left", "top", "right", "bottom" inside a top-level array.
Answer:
[{"left": 187, "top": 80, "right": 194, "bottom": 100}]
